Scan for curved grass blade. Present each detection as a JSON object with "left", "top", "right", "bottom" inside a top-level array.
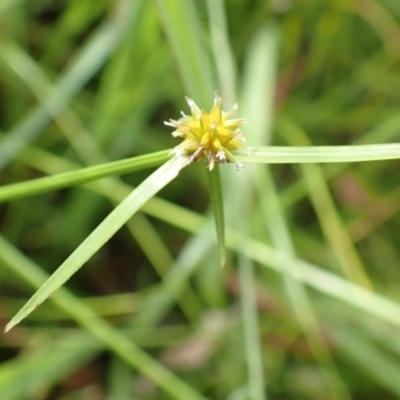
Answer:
[
  {"left": 6, "top": 156, "right": 190, "bottom": 332},
  {"left": 207, "top": 164, "right": 226, "bottom": 268},
  {"left": 0, "top": 150, "right": 170, "bottom": 203}
]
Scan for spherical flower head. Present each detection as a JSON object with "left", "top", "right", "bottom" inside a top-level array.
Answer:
[{"left": 164, "top": 91, "right": 247, "bottom": 170}]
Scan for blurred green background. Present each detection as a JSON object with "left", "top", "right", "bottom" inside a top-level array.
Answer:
[{"left": 2, "top": 0, "right": 400, "bottom": 399}]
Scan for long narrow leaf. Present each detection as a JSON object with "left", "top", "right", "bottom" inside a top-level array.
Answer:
[
  {"left": 238, "top": 247, "right": 265, "bottom": 400},
  {"left": 207, "top": 164, "right": 226, "bottom": 268},
  {"left": 155, "top": 0, "right": 215, "bottom": 106},
  {"left": 0, "top": 150, "right": 170, "bottom": 203},
  {"left": 6, "top": 156, "right": 190, "bottom": 332},
  {"left": 234, "top": 143, "right": 400, "bottom": 163},
  {"left": 240, "top": 24, "right": 349, "bottom": 399},
  {"left": 0, "top": 236, "right": 206, "bottom": 400}
]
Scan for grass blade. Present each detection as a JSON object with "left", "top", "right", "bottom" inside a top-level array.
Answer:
[
  {"left": 207, "top": 164, "right": 226, "bottom": 268},
  {"left": 0, "top": 0, "right": 138, "bottom": 170},
  {"left": 0, "top": 236, "right": 206, "bottom": 400},
  {"left": 0, "top": 150, "right": 170, "bottom": 203},
  {"left": 155, "top": 0, "right": 215, "bottom": 106},
  {"left": 205, "top": 0, "right": 237, "bottom": 105},
  {"left": 0, "top": 333, "right": 99, "bottom": 400},
  {"left": 234, "top": 143, "right": 400, "bottom": 163},
  {"left": 6, "top": 156, "right": 190, "bottom": 332},
  {"left": 238, "top": 233, "right": 266, "bottom": 400},
  {"left": 239, "top": 23, "right": 348, "bottom": 398},
  {"left": 332, "top": 327, "right": 400, "bottom": 396}
]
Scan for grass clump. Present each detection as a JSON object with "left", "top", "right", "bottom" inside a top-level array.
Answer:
[{"left": 1, "top": 1, "right": 400, "bottom": 399}]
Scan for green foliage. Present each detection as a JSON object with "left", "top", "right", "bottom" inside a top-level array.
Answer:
[{"left": 2, "top": 0, "right": 400, "bottom": 399}]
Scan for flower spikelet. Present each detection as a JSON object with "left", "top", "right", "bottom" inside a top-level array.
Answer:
[{"left": 164, "top": 91, "right": 247, "bottom": 170}]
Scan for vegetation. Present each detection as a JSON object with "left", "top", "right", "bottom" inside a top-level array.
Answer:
[{"left": 1, "top": 0, "right": 400, "bottom": 399}]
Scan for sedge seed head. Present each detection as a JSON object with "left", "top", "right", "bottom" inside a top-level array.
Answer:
[{"left": 164, "top": 91, "right": 247, "bottom": 170}]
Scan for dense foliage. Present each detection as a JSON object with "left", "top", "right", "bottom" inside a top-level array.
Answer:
[{"left": 1, "top": 0, "right": 400, "bottom": 399}]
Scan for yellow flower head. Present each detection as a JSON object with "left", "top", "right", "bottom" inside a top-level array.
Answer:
[{"left": 165, "top": 91, "right": 247, "bottom": 170}]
